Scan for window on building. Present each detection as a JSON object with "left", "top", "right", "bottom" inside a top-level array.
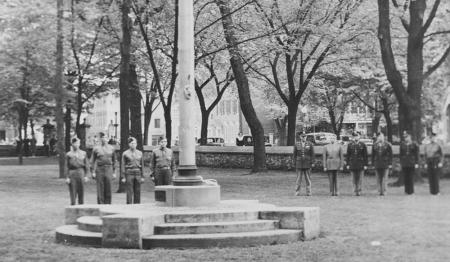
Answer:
[
  {"left": 225, "top": 100, "right": 231, "bottom": 115},
  {"left": 351, "top": 102, "right": 358, "bottom": 114},
  {"left": 220, "top": 101, "right": 225, "bottom": 115},
  {"left": 151, "top": 135, "right": 160, "bottom": 146},
  {"left": 0, "top": 130, "right": 5, "bottom": 141},
  {"left": 232, "top": 100, "right": 238, "bottom": 114},
  {"left": 359, "top": 104, "right": 366, "bottom": 115},
  {"left": 154, "top": 119, "right": 161, "bottom": 128}
]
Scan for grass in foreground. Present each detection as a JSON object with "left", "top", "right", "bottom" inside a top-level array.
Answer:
[{"left": 0, "top": 159, "right": 449, "bottom": 262}]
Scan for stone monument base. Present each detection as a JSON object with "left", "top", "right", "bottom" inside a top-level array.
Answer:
[
  {"left": 154, "top": 185, "right": 220, "bottom": 207},
  {"left": 55, "top": 200, "right": 320, "bottom": 249}
]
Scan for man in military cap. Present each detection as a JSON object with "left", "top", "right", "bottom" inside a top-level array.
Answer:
[
  {"left": 150, "top": 137, "right": 176, "bottom": 186},
  {"left": 371, "top": 132, "right": 392, "bottom": 196},
  {"left": 346, "top": 131, "right": 368, "bottom": 196},
  {"left": 400, "top": 131, "right": 419, "bottom": 195},
  {"left": 424, "top": 132, "right": 443, "bottom": 195},
  {"left": 293, "top": 132, "right": 315, "bottom": 196}
]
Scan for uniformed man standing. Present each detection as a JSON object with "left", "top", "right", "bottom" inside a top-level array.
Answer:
[
  {"left": 424, "top": 133, "right": 443, "bottom": 195},
  {"left": 121, "top": 137, "right": 145, "bottom": 204},
  {"left": 293, "top": 133, "right": 315, "bottom": 196},
  {"left": 323, "top": 135, "right": 344, "bottom": 196},
  {"left": 91, "top": 132, "right": 117, "bottom": 204},
  {"left": 400, "top": 131, "right": 419, "bottom": 195},
  {"left": 371, "top": 132, "right": 393, "bottom": 196},
  {"left": 346, "top": 132, "right": 368, "bottom": 196},
  {"left": 150, "top": 137, "right": 175, "bottom": 186},
  {"left": 65, "top": 137, "right": 90, "bottom": 205}
]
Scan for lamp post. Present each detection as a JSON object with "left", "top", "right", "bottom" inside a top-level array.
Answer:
[{"left": 114, "top": 112, "right": 118, "bottom": 142}]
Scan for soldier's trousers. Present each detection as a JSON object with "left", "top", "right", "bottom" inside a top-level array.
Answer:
[
  {"left": 350, "top": 169, "right": 364, "bottom": 195},
  {"left": 376, "top": 168, "right": 389, "bottom": 195},
  {"left": 295, "top": 169, "right": 311, "bottom": 195},
  {"left": 155, "top": 168, "right": 172, "bottom": 186},
  {"left": 125, "top": 170, "right": 142, "bottom": 204},
  {"left": 327, "top": 171, "right": 338, "bottom": 196},
  {"left": 96, "top": 165, "right": 112, "bottom": 204},
  {"left": 427, "top": 165, "right": 440, "bottom": 195},
  {"left": 403, "top": 167, "right": 415, "bottom": 195},
  {"left": 68, "top": 169, "right": 84, "bottom": 205}
]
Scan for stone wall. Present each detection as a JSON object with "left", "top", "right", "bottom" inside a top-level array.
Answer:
[{"left": 143, "top": 145, "right": 450, "bottom": 177}]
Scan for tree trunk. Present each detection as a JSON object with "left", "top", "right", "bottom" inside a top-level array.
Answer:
[
  {"left": 129, "top": 64, "right": 143, "bottom": 150},
  {"left": 199, "top": 111, "right": 210, "bottom": 145},
  {"left": 118, "top": 0, "right": 132, "bottom": 193},
  {"left": 286, "top": 100, "right": 298, "bottom": 146},
  {"left": 372, "top": 111, "right": 381, "bottom": 136},
  {"left": 56, "top": 0, "right": 66, "bottom": 178},
  {"left": 383, "top": 109, "right": 393, "bottom": 143},
  {"left": 216, "top": 0, "right": 266, "bottom": 172},
  {"left": 75, "top": 86, "right": 83, "bottom": 138},
  {"left": 164, "top": 110, "right": 172, "bottom": 147},
  {"left": 143, "top": 92, "right": 155, "bottom": 145},
  {"left": 17, "top": 119, "right": 23, "bottom": 165}
]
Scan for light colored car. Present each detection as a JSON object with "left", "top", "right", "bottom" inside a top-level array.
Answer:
[
  {"left": 305, "top": 132, "right": 337, "bottom": 145},
  {"left": 206, "top": 137, "right": 225, "bottom": 146}
]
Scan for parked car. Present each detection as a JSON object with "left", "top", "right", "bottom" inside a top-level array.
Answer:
[
  {"left": 305, "top": 132, "right": 337, "bottom": 145},
  {"left": 242, "top": 135, "right": 272, "bottom": 146},
  {"left": 337, "top": 135, "right": 351, "bottom": 145},
  {"left": 205, "top": 137, "right": 225, "bottom": 146}
]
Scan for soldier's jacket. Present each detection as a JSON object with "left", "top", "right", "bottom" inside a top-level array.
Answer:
[
  {"left": 121, "top": 149, "right": 144, "bottom": 175},
  {"left": 66, "top": 149, "right": 90, "bottom": 177},
  {"left": 371, "top": 141, "right": 393, "bottom": 169},
  {"left": 151, "top": 147, "right": 175, "bottom": 173},
  {"left": 424, "top": 142, "right": 443, "bottom": 168},
  {"left": 90, "top": 144, "right": 116, "bottom": 172},
  {"left": 293, "top": 141, "right": 315, "bottom": 169},
  {"left": 323, "top": 143, "right": 344, "bottom": 171},
  {"left": 399, "top": 141, "right": 419, "bottom": 167},
  {"left": 346, "top": 141, "right": 368, "bottom": 170}
]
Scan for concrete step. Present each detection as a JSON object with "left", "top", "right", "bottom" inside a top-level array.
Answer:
[
  {"left": 164, "top": 211, "right": 259, "bottom": 223},
  {"left": 155, "top": 220, "right": 279, "bottom": 235},
  {"left": 143, "top": 229, "right": 301, "bottom": 249},
  {"left": 77, "top": 216, "right": 103, "bottom": 233},
  {"left": 55, "top": 225, "right": 102, "bottom": 247}
]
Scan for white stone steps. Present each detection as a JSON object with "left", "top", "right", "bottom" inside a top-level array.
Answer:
[
  {"left": 55, "top": 225, "right": 102, "bottom": 247},
  {"left": 77, "top": 216, "right": 103, "bottom": 233},
  {"left": 142, "top": 229, "right": 302, "bottom": 249},
  {"left": 164, "top": 211, "right": 259, "bottom": 223},
  {"left": 154, "top": 220, "right": 279, "bottom": 235}
]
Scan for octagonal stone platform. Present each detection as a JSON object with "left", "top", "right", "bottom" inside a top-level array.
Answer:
[{"left": 55, "top": 200, "right": 320, "bottom": 249}]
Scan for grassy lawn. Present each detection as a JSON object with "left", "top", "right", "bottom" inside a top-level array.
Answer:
[{"left": 1, "top": 157, "right": 450, "bottom": 262}]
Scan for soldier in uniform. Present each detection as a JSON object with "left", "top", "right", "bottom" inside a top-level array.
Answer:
[
  {"left": 293, "top": 133, "right": 315, "bottom": 196},
  {"left": 91, "top": 132, "right": 117, "bottom": 204},
  {"left": 150, "top": 137, "right": 175, "bottom": 186},
  {"left": 121, "top": 137, "right": 145, "bottom": 204},
  {"left": 323, "top": 135, "right": 344, "bottom": 196},
  {"left": 65, "top": 137, "right": 90, "bottom": 205},
  {"left": 371, "top": 132, "right": 393, "bottom": 196},
  {"left": 400, "top": 131, "right": 419, "bottom": 195},
  {"left": 424, "top": 133, "right": 443, "bottom": 195},
  {"left": 346, "top": 132, "right": 368, "bottom": 196}
]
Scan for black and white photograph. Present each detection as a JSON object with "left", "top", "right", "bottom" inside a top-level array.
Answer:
[{"left": 0, "top": 0, "right": 449, "bottom": 261}]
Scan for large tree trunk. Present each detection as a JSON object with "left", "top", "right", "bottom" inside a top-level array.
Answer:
[
  {"left": 372, "top": 111, "right": 381, "bottom": 136},
  {"left": 65, "top": 104, "right": 71, "bottom": 151},
  {"left": 117, "top": 0, "right": 132, "bottom": 193},
  {"left": 217, "top": 0, "right": 266, "bottom": 172},
  {"left": 199, "top": 111, "right": 210, "bottom": 146},
  {"left": 286, "top": 100, "right": 298, "bottom": 145},
  {"left": 164, "top": 110, "right": 172, "bottom": 147},
  {"left": 383, "top": 109, "right": 393, "bottom": 143},
  {"left": 129, "top": 64, "right": 143, "bottom": 150},
  {"left": 55, "top": 0, "right": 66, "bottom": 178},
  {"left": 143, "top": 92, "right": 155, "bottom": 145}
]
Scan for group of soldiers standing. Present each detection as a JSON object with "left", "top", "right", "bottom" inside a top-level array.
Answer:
[
  {"left": 65, "top": 133, "right": 175, "bottom": 206},
  {"left": 294, "top": 131, "right": 444, "bottom": 197}
]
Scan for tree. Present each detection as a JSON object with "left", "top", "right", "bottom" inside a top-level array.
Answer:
[
  {"left": 377, "top": 0, "right": 450, "bottom": 141},
  {"left": 216, "top": 0, "right": 267, "bottom": 172},
  {"left": 248, "top": 0, "right": 364, "bottom": 145}
]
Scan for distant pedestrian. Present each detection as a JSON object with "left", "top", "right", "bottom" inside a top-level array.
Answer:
[
  {"left": 400, "top": 131, "right": 419, "bottom": 195},
  {"left": 49, "top": 135, "right": 57, "bottom": 155},
  {"left": 372, "top": 132, "right": 392, "bottom": 196},
  {"left": 424, "top": 133, "right": 443, "bottom": 195},
  {"left": 65, "top": 138, "right": 90, "bottom": 205},
  {"left": 323, "top": 135, "right": 344, "bottom": 196},
  {"left": 91, "top": 132, "right": 117, "bottom": 204},
  {"left": 293, "top": 132, "right": 315, "bottom": 196},
  {"left": 346, "top": 132, "right": 368, "bottom": 196},
  {"left": 121, "top": 137, "right": 145, "bottom": 204},
  {"left": 236, "top": 132, "right": 245, "bottom": 146},
  {"left": 150, "top": 137, "right": 175, "bottom": 186}
]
